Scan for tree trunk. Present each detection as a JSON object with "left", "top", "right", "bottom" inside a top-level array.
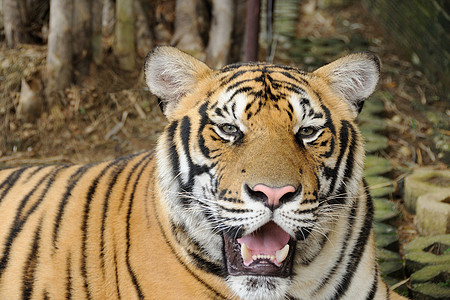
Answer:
[
  {"left": 229, "top": 0, "right": 247, "bottom": 63},
  {"left": 72, "top": 0, "right": 91, "bottom": 75},
  {"left": 171, "top": 0, "right": 205, "bottom": 59},
  {"left": 24, "top": 0, "right": 51, "bottom": 43},
  {"left": 153, "top": 0, "right": 175, "bottom": 44},
  {"left": 102, "top": 0, "right": 115, "bottom": 38},
  {"left": 244, "top": 0, "right": 261, "bottom": 62},
  {"left": 134, "top": 0, "right": 153, "bottom": 58},
  {"left": 206, "top": 0, "right": 234, "bottom": 69},
  {"left": 265, "top": 0, "right": 275, "bottom": 62},
  {"left": 3, "top": 0, "right": 29, "bottom": 47},
  {"left": 46, "top": 0, "right": 73, "bottom": 105},
  {"left": 91, "top": 0, "right": 103, "bottom": 65},
  {"left": 115, "top": 0, "right": 136, "bottom": 71}
]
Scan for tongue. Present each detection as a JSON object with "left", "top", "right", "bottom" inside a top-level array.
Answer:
[{"left": 237, "top": 221, "right": 290, "bottom": 253}]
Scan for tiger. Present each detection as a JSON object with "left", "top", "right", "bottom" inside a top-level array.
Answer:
[{"left": 0, "top": 46, "right": 406, "bottom": 300}]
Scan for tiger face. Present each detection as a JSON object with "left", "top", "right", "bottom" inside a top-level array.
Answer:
[{"left": 145, "top": 47, "right": 380, "bottom": 299}]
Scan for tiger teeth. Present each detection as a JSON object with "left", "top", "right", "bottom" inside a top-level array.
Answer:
[
  {"left": 251, "top": 254, "right": 276, "bottom": 260},
  {"left": 241, "top": 243, "right": 289, "bottom": 264},
  {"left": 275, "top": 244, "right": 289, "bottom": 263},
  {"left": 240, "top": 243, "right": 252, "bottom": 262}
]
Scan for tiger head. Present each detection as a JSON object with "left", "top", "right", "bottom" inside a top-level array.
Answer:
[{"left": 145, "top": 46, "right": 380, "bottom": 299}]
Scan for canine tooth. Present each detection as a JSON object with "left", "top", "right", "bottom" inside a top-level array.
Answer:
[
  {"left": 241, "top": 243, "right": 252, "bottom": 262},
  {"left": 275, "top": 244, "right": 289, "bottom": 263},
  {"left": 270, "top": 255, "right": 275, "bottom": 260},
  {"left": 252, "top": 255, "right": 257, "bottom": 260}
]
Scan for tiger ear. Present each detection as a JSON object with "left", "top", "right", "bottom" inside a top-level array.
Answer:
[
  {"left": 313, "top": 52, "right": 380, "bottom": 117},
  {"left": 144, "top": 46, "right": 212, "bottom": 117}
]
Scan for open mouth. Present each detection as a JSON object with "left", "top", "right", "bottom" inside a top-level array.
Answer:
[{"left": 223, "top": 221, "right": 295, "bottom": 277}]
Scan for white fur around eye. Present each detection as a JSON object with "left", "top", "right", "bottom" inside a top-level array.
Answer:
[{"left": 214, "top": 124, "right": 242, "bottom": 142}]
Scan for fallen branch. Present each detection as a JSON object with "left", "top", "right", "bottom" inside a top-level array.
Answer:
[{"left": 104, "top": 111, "right": 128, "bottom": 140}]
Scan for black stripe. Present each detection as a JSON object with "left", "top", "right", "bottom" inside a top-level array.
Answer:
[
  {"left": 0, "top": 167, "right": 28, "bottom": 202},
  {"left": 221, "top": 69, "right": 258, "bottom": 85},
  {"left": 231, "top": 102, "right": 237, "bottom": 119},
  {"left": 100, "top": 157, "right": 131, "bottom": 273},
  {"left": 151, "top": 192, "right": 228, "bottom": 299},
  {"left": 143, "top": 156, "right": 156, "bottom": 227},
  {"left": 53, "top": 165, "right": 93, "bottom": 248},
  {"left": 180, "top": 116, "right": 194, "bottom": 187},
  {"left": 217, "top": 205, "right": 250, "bottom": 213},
  {"left": 0, "top": 165, "right": 67, "bottom": 277},
  {"left": 385, "top": 281, "right": 391, "bottom": 300},
  {"left": 219, "top": 196, "right": 244, "bottom": 204},
  {"left": 125, "top": 155, "right": 154, "bottom": 299},
  {"left": 167, "top": 120, "right": 181, "bottom": 181},
  {"left": 25, "top": 165, "right": 48, "bottom": 182},
  {"left": 189, "top": 251, "right": 226, "bottom": 277},
  {"left": 220, "top": 61, "right": 260, "bottom": 72},
  {"left": 366, "top": 267, "right": 378, "bottom": 300},
  {"left": 313, "top": 194, "right": 357, "bottom": 293},
  {"left": 227, "top": 85, "right": 253, "bottom": 98},
  {"left": 22, "top": 217, "right": 43, "bottom": 300},
  {"left": 180, "top": 117, "right": 212, "bottom": 191},
  {"left": 171, "top": 221, "right": 225, "bottom": 276},
  {"left": 314, "top": 112, "right": 324, "bottom": 119},
  {"left": 300, "top": 233, "right": 328, "bottom": 266},
  {"left": 326, "top": 120, "right": 350, "bottom": 199},
  {"left": 342, "top": 121, "right": 357, "bottom": 183},
  {"left": 331, "top": 185, "right": 374, "bottom": 299},
  {"left": 198, "top": 102, "right": 212, "bottom": 158},
  {"left": 214, "top": 107, "right": 224, "bottom": 117},
  {"left": 320, "top": 103, "right": 336, "bottom": 159},
  {"left": 116, "top": 153, "right": 152, "bottom": 212},
  {"left": 66, "top": 253, "right": 72, "bottom": 300},
  {"left": 17, "top": 166, "right": 67, "bottom": 224},
  {"left": 113, "top": 246, "right": 121, "bottom": 299},
  {"left": 294, "top": 208, "right": 317, "bottom": 215},
  {"left": 81, "top": 156, "right": 137, "bottom": 300},
  {"left": 283, "top": 82, "right": 308, "bottom": 96}
]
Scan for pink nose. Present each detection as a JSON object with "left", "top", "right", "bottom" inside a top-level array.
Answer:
[{"left": 252, "top": 184, "right": 297, "bottom": 209}]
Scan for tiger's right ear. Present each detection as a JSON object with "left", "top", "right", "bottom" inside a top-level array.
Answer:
[{"left": 144, "top": 46, "right": 212, "bottom": 117}]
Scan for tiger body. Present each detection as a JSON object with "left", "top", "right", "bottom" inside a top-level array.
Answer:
[
  {"left": 0, "top": 46, "right": 405, "bottom": 299},
  {"left": 0, "top": 154, "right": 231, "bottom": 299}
]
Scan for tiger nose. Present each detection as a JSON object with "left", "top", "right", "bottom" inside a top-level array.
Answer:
[{"left": 247, "top": 184, "right": 298, "bottom": 210}]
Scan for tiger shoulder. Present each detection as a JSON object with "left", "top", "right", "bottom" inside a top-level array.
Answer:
[{"left": 0, "top": 46, "right": 407, "bottom": 300}]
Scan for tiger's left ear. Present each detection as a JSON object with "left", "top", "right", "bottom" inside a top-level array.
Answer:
[
  {"left": 313, "top": 52, "right": 380, "bottom": 117},
  {"left": 144, "top": 46, "right": 212, "bottom": 118}
]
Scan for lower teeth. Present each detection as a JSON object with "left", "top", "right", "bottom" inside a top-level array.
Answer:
[{"left": 240, "top": 243, "right": 290, "bottom": 264}]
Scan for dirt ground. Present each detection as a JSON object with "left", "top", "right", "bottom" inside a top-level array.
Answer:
[
  {"left": 0, "top": 1, "right": 448, "bottom": 255},
  {"left": 0, "top": 46, "right": 166, "bottom": 166}
]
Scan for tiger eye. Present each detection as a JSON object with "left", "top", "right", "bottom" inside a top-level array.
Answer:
[
  {"left": 220, "top": 124, "right": 239, "bottom": 135},
  {"left": 300, "top": 127, "right": 316, "bottom": 137}
]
